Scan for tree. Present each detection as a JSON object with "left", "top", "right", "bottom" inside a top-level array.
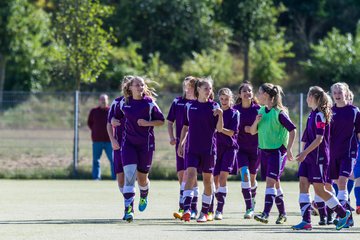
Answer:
[
  {"left": 108, "top": 0, "right": 230, "bottom": 68},
  {"left": 0, "top": 0, "right": 53, "bottom": 107},
  {"left": 219, "top": 0, "right": 284, "bottom": 81},
  {"left": 302, "top": 26, "right": 360, "bottom": 87},
  {"left": 54, "top": 0, "right": 114, "bottom": 90}
]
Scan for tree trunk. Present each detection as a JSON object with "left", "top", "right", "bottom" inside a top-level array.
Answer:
[
  {"left": 243, "top": 41, "right": 250, "bottom": 82},
  {"left": 0, "top": 53, "right": 7, "bottom": 110}
]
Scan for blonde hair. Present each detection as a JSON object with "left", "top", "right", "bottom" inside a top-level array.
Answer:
[
  {"left": 235, "top": 80, "right": 258, "bottom": 105},
  {"left": 218, "top": 88, "right": 235, "bottom": 106},
  {"left": 259, "top": 83, "right": 288, "bottom": 114},
  {"left": 330, "top": 82, "right": 354, "bottom": 104},
  {"left": 122, "top": 76, "right": 157, "bottom": 103},
  {"left": 308, "top": 86, "right": 333, "bottom": 124},
  {"left": 182, "top": 76, "right": 197, "bottom": 98},
  {"left": 121, "top": 75, "right": 134, "bottom": 94},
  {"left": 194, "top": 76, "right": 214, "bottom": 100}
]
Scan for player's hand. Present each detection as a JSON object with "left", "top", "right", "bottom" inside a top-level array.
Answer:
[
  {"left": 111, "top": 139, "right": 120, "bottom": 150},
  {"left": 255, "top": 114, "right": 262, "bottom": 123},
  {"left": 111, "top": 117, "right": 121, "bottom": 127},
  {"left": 296, "top": 151, "right": 306, "bottom": 163},
  {"left": 177, "top": 144, "right": 184, "bottom": 158},
  {"left": 169, "top": 138, "right": 176, "bottom": 145},
  {"left": 213, "top": 108, "right": 223, "bottom": 117},
  {"left": 287, "top": 149, "right": 293, "bottom": 161},
  {"left": 137, "top": 119, "right": 149, "bottom": 127}
]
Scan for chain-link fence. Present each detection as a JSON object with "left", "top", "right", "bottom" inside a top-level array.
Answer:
[{"left": 0, "top": 91, "right": 308, "bottom": 179}]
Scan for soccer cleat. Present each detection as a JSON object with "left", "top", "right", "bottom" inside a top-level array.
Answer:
[
  {"left": 318, "top": 216, "right": 327, "bottom": 226},
  {"left": 207, "top": 212, "right": 214, "bottom": 221},
  {"left": 173, "top": 209, "right": 184, "bottom": 219},
  {"left": 124, "top": 206, "right": 134, "bottom": 222},
  {"left": 197, "top": 212, "right": 208, "bottom": 223},
  {"left": 181, "top": 210, "right": 191, "bottom": 222},
  {"left": 215, "top": 211, "right": 223, "bottom": 220},
  {"left": 254, "top": 213, "right": 269, "bottom": 224},
  {"left": 190, "top": 210, "right": 197, "bottom": 220},
  {"left": 138, "top": 197, "right": 148, "bottom": 212},
  {"left": 336, "top": 210, "right": 351, "bottom": 230},
  {"left": 275, "top": 214, "right": 287, "bottom": 224},
  {"left": 356, "top": 206, "right": 360, "bottom": 215},
  {"left": 292, "top": 221, "right": 312, "bottom": 230},
  {"left": 244, "top": 208, "right": 254, "bottom": 219},
  {"left": 343, "top": 218, "right": 354, "bottom": 228}
]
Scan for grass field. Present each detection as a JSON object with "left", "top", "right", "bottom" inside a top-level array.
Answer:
[{"left": 0, "top": 180, "right": 359, "bottom": 240}]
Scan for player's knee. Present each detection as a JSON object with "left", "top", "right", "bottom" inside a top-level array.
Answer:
[{"left": 241, "top": 166, "right": 250, "bottom": 182}]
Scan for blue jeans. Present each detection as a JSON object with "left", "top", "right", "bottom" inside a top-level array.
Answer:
[{"left": 92, "top": 142, "right": 115, "bottom": 180}]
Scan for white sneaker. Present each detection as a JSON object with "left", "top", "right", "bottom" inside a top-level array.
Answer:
[
  {"left": 196, "top": 212, "right": 208, "bottom": 223},
  {"left": 215, "top": 211, "right": 223, "bottom": 220},
  {"left": 244, "top": 208, "right": 254, "bottom": 219}
]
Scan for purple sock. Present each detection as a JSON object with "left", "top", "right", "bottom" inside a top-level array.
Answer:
[
  {"left": 300, "top": 202, "right": 311, "bottom": 223},
  {"left": 332, "top": 205, "right": 347, "bottom": 218},
  {"left": 191, "top": 197, "right": 198, "bottom": 213},
  {"left": 215, "top": 186, "right": 228, "bottom": 213},
  {"left": 263, "top": 188, "right": 276, "bottom": 215},
  {"left": 183, "top": 190, "right": 193, "bottom": 212},
  {"left": 316, "top": 201, "right": 327, "bottom": 218},
  {"left": 140, "top": 189, "right": 148, "bottom": 198},
  {"left": 208, "top": 193, "right": 214, "bottom": 213},
  {"left": 326, "top": 196, "right": 347, "bottom": 218},
  {"left": 124, "top": 192, "right": 135, "bottom": 212},
  {"left": 201, "top": 194, "right": 212, "bottom": 214},
  {"left": 179, "top": 189, "right": 184, "bottom": 210},
  {"left": 242, "top": 188, "right": 253, "bottom": 210},
  {"left": 275, "top": 194, "right": 286, "bottom": 215}
]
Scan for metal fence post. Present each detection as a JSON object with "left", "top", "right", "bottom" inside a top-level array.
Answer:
[
  {"left": 299, "top": 93, "right": 303, "bottom": 154},
  {"left": 73, "top": 90, "right": 80, "bottom": 176}
]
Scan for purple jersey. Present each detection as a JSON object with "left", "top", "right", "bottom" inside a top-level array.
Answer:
[
  {"left": 108, "top": 96, "right": 125, "bottom": 143},
  {"left": 166, "top": 96, "right": 192, "bottom": 140},
  {"left": 234, "top": 102, "right": 260, "bottom": 150},
  {"left": 330, "top": 104, "right": 360, "bottom": 159},
  {"left": 115, "top": 96, "right": 164, "bottom": 150},
  {"left": 184, "top": 100, "right": 220, "bottom": 154},
  {"left": 302, "top": 109, "right": 330, "bottom": 164},
  {"left": 216, "top": 108, "right": 240, "bottom": 149}
]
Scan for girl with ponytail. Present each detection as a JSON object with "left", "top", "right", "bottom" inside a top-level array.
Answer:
[{"left": 293, "top": 86, "right": 351, "bottom": 230}]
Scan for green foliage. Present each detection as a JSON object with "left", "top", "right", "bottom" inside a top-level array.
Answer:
[
  {"left": 55, "top": 0, "right": 114, "bottom": 90},
  {"left": 251, "top": 29, "right": 294, "bottom": 85},
  {"left": 111, "top": 0, "right": 230, "bottom": 67},
  {"left": 181, "top": 44, "right": 240, "bottom": 89},
  {"left": 302, "top": 26, "right": 360, "bottom": 86},
  {"left": 3, "top": 0, "right": 53, "bottom": 91}
]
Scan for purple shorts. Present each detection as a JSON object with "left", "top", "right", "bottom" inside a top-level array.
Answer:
[
  {"left": 187, "top": 151, "right": 215, "bottom": 174},
  {"left": 113, "top": 149, "right": 124, "bottom": 174},
  {"left": 329, "top": 156, "right": 355, "bottom": 179},
  {"left": 237, "top": 148, "right": 259, "bottom": 175},
  {"left": 213, "top": 147, "right": 237, "bottom": 176},
  {"left": 175, "top": 142, "right": 186, "bottom": 172},
  {"left": 298, "top": 160, "right": 329, "bottom": 184},
  {"left": 121, "top": 141, "right": 153, "bottom": 173},
  {"left": 260, "top": 148, "right": 287, "bottom": 181}
]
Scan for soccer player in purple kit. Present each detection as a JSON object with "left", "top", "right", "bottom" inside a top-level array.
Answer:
[
  {"left": 292, "top": 86, "right": 351, "bottom": 231},
  {"left": 177, "top": 77, "right": 224, "bottom": 223},
  {"left": 115, "top": 76, "right": 165, "bottom": 222},
  {"left": 167, "top": 76, "right": 198, "bottom": 220},
  {"left": 213, "top": 88, "right": 240, "bottom": 220},
  {"left": 249, "top": 83, "right": 296, "bottom": 225},
  {"left": 107, "top": 76, "right": 133, "bottom": 220},
  {"left": 233, "top": 81, "right": 260, "bottom": 219},
  {"left": 328, "top": 82, "right": 360, "bottom": 227}
]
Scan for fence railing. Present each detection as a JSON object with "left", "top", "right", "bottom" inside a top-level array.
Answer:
[{"left": 0, "top": 91, "right": 308, "bottom": 178}]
